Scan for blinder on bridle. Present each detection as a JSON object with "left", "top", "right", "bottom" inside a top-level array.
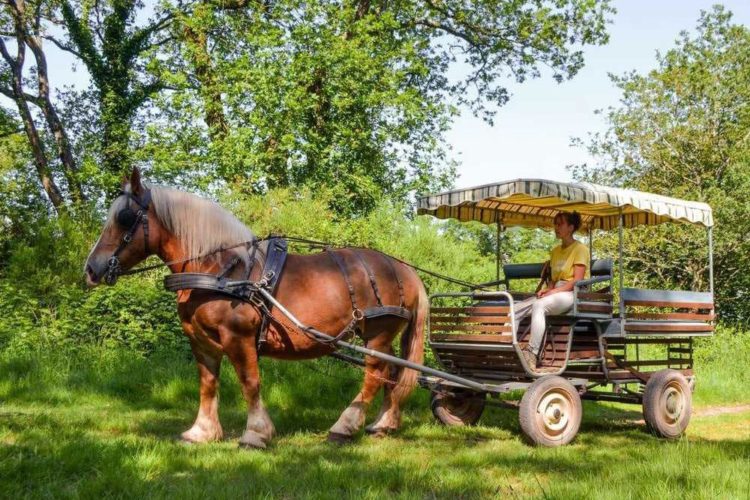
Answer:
[
  {"left": 115, "top": 204, "right": 140, "bottom": 228},
  {"left": 103, "top": 189, "right": 152, "bottom": 285}
]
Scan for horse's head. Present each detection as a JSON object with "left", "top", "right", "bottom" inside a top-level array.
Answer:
[{"left": 85, "top": 168, "right": 158, "bottom": 287}]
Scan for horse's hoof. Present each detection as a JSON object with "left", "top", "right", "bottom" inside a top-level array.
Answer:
[
  {"left": 365, "top": 427, "right": 394, "bottom": 438},
  {"left": 327, "top": 432, "right": 354, "bottom": 445},
  {"left": 180, "top": 428, "right": 222, "bottom": 444},
  {"left": 238, "top": 431, "right": 268, "bottom": 449}
]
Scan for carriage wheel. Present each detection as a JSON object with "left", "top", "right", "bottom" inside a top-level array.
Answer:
[
  {"left": 642, "top": 369, "right": 692, "bottom": 439},
  {"left": 430, "top": 389, "right": 486, "bottom": 426},
  {"left": 519, "top": 376, "right": 582, "bottom": 447}
]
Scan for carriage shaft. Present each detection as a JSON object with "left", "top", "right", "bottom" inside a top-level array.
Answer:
[{"left": 257, "top": 288, "right": 490, "bottom": 392}]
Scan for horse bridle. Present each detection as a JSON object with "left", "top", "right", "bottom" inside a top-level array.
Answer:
[{"left": 103, "top": 189, "right": 152, "bottom": 285}]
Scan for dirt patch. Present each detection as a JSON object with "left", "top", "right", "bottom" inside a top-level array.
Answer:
[
  {"left": 693, "top": 404, "right": 750, "bottom": 417},
  {"left": 628, "top": 404, "right": 750, "bottom": 425}
]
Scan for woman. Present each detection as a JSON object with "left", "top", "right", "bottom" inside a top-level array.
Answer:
[{"left": 515, "top": 211, "right": 590, "bottom": 374}]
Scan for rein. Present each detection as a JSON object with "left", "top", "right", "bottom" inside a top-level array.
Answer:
[{"left": 112, "top": 232, "right": 486, "bottom": 290}]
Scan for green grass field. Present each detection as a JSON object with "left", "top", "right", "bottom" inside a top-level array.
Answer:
[{"left": 1, "top": 348, "right": 748, "bottom": 499}]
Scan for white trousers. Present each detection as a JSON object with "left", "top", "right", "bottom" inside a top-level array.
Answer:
[{"left": 514, "top": 291, "right": 574, "bottom": 355}]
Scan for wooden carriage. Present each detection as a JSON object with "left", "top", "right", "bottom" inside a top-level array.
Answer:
[{"left": 416, "top": 179, "right": 715, "bottom": 446}]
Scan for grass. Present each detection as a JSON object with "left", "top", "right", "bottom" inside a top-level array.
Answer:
[{"left": 0, "top": 348, "right": 748, "bottom": 499}]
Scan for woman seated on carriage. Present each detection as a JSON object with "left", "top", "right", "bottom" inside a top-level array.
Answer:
[{"left": 515, "top": 211, "right": 590, "bottom": 374}]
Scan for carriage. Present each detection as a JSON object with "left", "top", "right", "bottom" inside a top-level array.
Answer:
[
  {"left": 414, "top": 179, "right": 715, "bottom": 446},
  {"left": 87, "top": 171, "right": 715, "bottom": 448}
]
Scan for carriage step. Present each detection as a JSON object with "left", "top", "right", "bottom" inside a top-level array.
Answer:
[{"left": 565, "top": 357, "right": 604, "bottom": 365}]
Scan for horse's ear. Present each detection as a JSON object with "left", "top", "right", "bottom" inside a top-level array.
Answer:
[{"left": 130, "top": 167, "right": 143, "bottom": 196}]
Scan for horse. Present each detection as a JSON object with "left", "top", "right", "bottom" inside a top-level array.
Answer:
[{"left": 84, "top": 168, "right": 427, "bottom": 448}]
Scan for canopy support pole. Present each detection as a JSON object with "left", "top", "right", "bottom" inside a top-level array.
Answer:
[
  {"left": 708, "top": 227, "right": 714, "bottom": 295},
  {"left": 619, "top": 210, "right": 625, "bottom": 323},
  {"left": 495, "top": 219, "right": 503, "bottom": 289},
  {"left": 588, "top": 226, "right": 593, "bottom": 261}
]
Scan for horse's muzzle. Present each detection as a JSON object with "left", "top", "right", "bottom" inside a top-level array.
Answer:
[{"left": 85, "top": 263, "right": 103, "bottom": 287}]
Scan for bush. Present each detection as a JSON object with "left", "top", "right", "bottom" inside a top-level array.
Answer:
[{"left": 0, "top": 187, "right": 501, "bottom": 356}]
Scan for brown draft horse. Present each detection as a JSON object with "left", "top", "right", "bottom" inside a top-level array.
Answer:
[{"left": 84, "top": 168, "right": 427, "bottom": 448}]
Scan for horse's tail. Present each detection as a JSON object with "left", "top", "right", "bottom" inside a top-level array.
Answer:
[{"left": 391, "top": 275, "right": 427, "bottom": 404}]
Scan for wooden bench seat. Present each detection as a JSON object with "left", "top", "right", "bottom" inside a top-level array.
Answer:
[{"left": 618, "top": 288, "right": 714, "bottom": 337}]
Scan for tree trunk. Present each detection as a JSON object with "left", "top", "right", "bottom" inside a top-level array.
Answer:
[
  {"left": 182, "top": 4, "right": 229, "bottom": 142},
  {"left": 25, "top": 29, "right": 86, "bottom": 204},
  {"left": 0, "top": 4, "right": 65, "bottom": 211}
]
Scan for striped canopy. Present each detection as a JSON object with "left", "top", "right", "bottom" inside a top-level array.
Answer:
[{"left": 417, "top": 179, "right": 714, "bottom": 230}]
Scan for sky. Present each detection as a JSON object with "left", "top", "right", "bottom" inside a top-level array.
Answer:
[{"left": 446, "top": 0, "right": 750, "bottom": 189}]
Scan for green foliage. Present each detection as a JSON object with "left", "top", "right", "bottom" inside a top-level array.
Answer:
[
  {"left": 571, "top": 6, "right": 750, "bottom": 323},
  {"left": 224, "top": 186, "right": 497, "bottom": 292},
  {"left": 139, "top": 0, "right": 613, "bottom": 214},
  {"left": 693, "top": 324, "right": 750, "bottom": 405},
  {"left": 0, "top": 211, "right": 185, "bottom": 355},
  {"left": 0, "top": 187, "right": 503, "bottom": 355}
]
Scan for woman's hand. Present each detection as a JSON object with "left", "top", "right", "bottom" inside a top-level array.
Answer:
[{"left": 536, "top": 288, "right": 557, "bottom": 298}]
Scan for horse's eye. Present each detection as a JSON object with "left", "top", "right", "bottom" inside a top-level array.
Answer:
[{"left": 116, "top": 208, "right": 138, "bottom": 228}]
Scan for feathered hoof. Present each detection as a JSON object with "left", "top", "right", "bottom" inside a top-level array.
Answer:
[
  {"left": 327, "top": 432, "right": 354, "bottom": 445},
  {"left": 180, "top": 427, "right": 222, "bottom": 444},
  {"left": 365, "top": 426, "right": 395, "bottom": 438},
  {"left": 238, "top": 430, "right": 268, "bottom": 450}
]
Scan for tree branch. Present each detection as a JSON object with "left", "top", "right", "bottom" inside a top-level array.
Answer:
[
  {"left": 0, "top": 85, "right": 43, "bottom": 106},
  {"left": 41, "top": 35, "right": 85, "bottom": 60},
  {"left": 126, "top": 11, "right": 176, "bottom": 55}
]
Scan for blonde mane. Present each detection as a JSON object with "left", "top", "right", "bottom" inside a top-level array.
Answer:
[
  {"left": 103, "top": 183, "right": 254, "bottom": 261},
  {"left": 148, "top": 185, "right": 255, "bottom": 260}
]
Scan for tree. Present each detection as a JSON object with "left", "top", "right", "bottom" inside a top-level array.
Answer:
[
  {"left": 3, "top": 0, "right": 614, "bottom": 211},
  {"left": 50, "top": 0, "right": 174, "bottom": 195},
  {"left": 571, "top": 6, "right": 750, "bottom": 323},
  {"left": 146, "top": 0, "right": 614, "bottom": 213},
  {"left": 1, "top": 0, "right": 67, "bottom": 210}
]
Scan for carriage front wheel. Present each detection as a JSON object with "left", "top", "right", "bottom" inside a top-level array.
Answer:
[
  {"left": 519, "top": 376, "right": 582, "bottom": 446},
  {"left": 430, "top": 389, "right": 486, "bottom": 426},
  {"left": 642, "top": 369, "right": 692, "bottom": 439}
]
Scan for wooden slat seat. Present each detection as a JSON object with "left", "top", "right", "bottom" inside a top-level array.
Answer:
[
  {"left": 620, "top": 288, "right": 714, "bottom": 337},
  {"left": 429, "top": 302, "right": 514, "bottom": 350}
]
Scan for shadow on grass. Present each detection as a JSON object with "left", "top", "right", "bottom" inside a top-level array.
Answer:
[
  {"left": 1, "top": 349, "right": 744, "bottom": 449},
  {"left": 3, "top": 403, "right": 749, "bottom": 498}
]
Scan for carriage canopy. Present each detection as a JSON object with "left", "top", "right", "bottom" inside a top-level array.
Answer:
[{"left": 416, "top": 179, "right": 714, "bottom": 230}]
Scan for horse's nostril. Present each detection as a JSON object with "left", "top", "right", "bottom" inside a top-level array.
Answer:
[{"left": 85, "top": 264, "right": 100, "bottom": 285}]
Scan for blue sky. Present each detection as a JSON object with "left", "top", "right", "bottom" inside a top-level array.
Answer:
[{"left": 447, "top": 0, "right": 750, "bottom": 189}]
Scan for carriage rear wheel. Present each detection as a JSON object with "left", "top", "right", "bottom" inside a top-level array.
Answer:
[
  {"left": 430, "top": 389, "right": 486, "bottom": 426},
  {"left": 519, "top": 376, "right": 582, "bottom": 447},
  {"left": 642, "top": 369, "right": 692, "bottom": 439}
]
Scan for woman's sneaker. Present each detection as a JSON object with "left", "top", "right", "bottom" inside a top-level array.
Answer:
[
  {"left": 521, "top": 347, "right": 558, "bottom": 374},
  {"left": 521, "top": 347, "right": 538, "bottom": 371}
]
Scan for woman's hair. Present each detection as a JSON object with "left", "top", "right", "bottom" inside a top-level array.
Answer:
[{"left": 555, "top": 211, "right": 582, "bottom": 232}]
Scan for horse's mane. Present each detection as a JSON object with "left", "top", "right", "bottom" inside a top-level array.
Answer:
[{"left": 107, "top": 183, "right": 255, "bottom": 261}]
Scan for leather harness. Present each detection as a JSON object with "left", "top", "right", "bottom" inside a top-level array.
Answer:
[{"left": 164, "top": 238, "right": 412, "bottom": 349}]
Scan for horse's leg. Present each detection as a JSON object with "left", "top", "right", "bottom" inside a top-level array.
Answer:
[
  {"left": 181, "top": 340, "right": 224, "bottom": 443},
  {"left": 222, "top": 330, "right": 275, "bottom": 449},
  {"left": 367, "top": 312, "right": 426, "bottom": 436},
  {"left": 328, "top": 338, "right": 393, "bottom": 443},
  {"left": 365, "top": 365, "right": 402, "bottom": 437}
]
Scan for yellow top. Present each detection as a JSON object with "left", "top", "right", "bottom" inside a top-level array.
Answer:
[{"left": 549, "top": 240, "right": 590, "bottom": 283}]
